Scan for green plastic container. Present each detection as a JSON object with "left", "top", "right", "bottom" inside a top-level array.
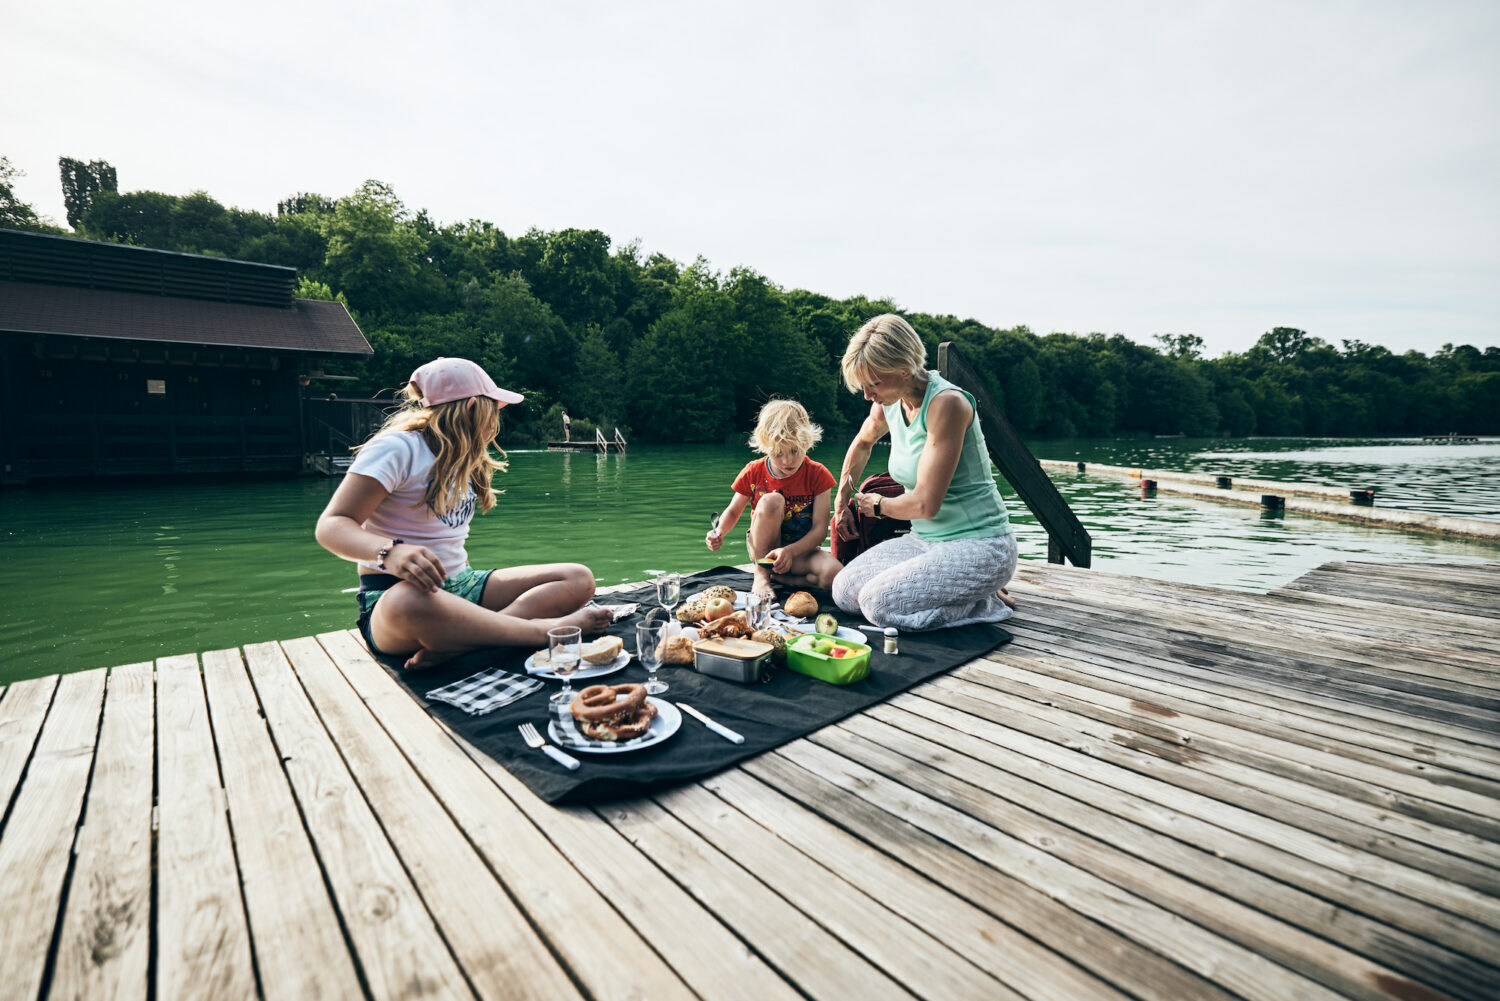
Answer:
[{"left": 786, "top": 633, "right": 871, "bottom": 685}]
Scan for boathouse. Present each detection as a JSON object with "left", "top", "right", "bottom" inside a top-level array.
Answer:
[{"left": 0, "top": 228, "right": 372, "bottom": 483}]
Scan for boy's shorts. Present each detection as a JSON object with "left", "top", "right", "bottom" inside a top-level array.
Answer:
[{"left": 356, "top": 566, "right": 494, "bottom": 657}]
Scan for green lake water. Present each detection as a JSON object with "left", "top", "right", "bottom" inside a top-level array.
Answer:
[{"left": 3, "top": 436, "right": 1497, "bottom": 683}]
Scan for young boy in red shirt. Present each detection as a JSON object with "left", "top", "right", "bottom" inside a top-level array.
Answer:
[{"left": 706, "top": 400, "right": 844, "bottom": 598}]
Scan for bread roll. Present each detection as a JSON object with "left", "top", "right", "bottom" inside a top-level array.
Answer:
[
  {"left": 656, "top": 635, "right": 695, "bottom": 664},
  {"left": 580, "top": 635, "right": 624, "bottom": 664},
  {"left": 783, "top": 591, "right": 820, "bottom": 617}
]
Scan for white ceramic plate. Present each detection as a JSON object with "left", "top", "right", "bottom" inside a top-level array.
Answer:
[
  {"left": 525, "top": 650, "right": 631, "bottom": 681},
  {"left": 549, "top": 698, "right": 682, "bottom": 753}
]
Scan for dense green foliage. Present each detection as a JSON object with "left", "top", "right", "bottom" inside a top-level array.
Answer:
[
  {"left": 51, "top": 173, "right": 1500, "bottom": 443},
  {"left": 0, "top": 157, "right": 65, "bottom": 233}
]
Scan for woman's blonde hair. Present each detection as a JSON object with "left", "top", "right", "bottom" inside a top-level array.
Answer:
[
  {"left": 750, "top": 399, "right": 822, "bottom": 455},
  {"left": 361, "top": 384, "right": 508, "bottom": 519},
  {"left": 840, "top": 313, "right": 928, "bottom": 393}
]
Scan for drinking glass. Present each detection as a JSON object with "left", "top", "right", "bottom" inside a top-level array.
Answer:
[
  {"left": 637, "top": 620, "right": 668, "bottom": 695},
  {"left": 655, "top": 572, "right": 681, "bottom": 635},
  {"left": 745, "top": 591, "right": 769, "bottom": 631},
  {"left": 547, "top": 626, "right": 583, "bottom": 705}
]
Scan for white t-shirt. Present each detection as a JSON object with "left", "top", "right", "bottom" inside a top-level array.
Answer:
[{"left": 347, "top": 430, "right": 476, "bottom": 578}]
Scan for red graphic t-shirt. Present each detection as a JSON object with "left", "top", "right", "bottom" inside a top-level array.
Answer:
[{"left": 731, "top": 457, "right": 837, "bottom": 545}]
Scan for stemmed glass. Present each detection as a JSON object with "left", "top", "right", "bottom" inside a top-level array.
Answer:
[
  {"left": 655, "top": 572, "right": 681, "bottom": 635},
  {"left": 547, "top": 626, "right": 582, "bottom": 705},
  {"left": 637, "top": 619, "right": 668, "bottom": 695}
]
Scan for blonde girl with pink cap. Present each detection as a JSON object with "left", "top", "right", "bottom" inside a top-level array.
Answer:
[{"left": 316, "top": 357, "right": 613, "bottom": 669}]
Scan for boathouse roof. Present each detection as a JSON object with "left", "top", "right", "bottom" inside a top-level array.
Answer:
[{"left": 0, "top": 228, "right": 372, "bottom": 356}]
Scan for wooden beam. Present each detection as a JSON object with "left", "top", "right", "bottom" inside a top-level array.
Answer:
[{"left": 937, "top": 342, "right": 1092, "bottom": 566}]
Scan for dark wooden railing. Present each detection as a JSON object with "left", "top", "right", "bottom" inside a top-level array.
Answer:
[{"left": 937, "top": 341, "right": 1092, "bottom": 567}]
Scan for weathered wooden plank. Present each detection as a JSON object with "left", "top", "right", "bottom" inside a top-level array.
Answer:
[
  {"left": 1020, "top": 566, "right": 1500, "bottom": 681},
  {"left": 199, "top": 648, "right": 364, "bottom": 1001},
  {"left": 242, "top": 641, "right": 474, "bottom": 1001},
  {"left": 700, "top": 768, "right": 1133, "bottom": 1001},
  {"left": 653, "top": 781, "right": 1019, "bottom": 1001},
  {"left": 937, "top": 663, "right": 1500, "bottom": 861},
  {"left": 1011, "top": 597, "right": 1500, "bottom": 727},
  {"left": 897, "top": 685, "right": 1500, "bottom": 961},
  {"left": 317, "top": 630, "right": 705, "bottom": 1001},
  {"left": 839, "top": 710, "right": 1494, "bottom": 1001},
  {"left": 155, "top": 653, "right": 256, "bottom": 1001},
  {"left": 1002, "top": 606, "right": 1500, "bottom": 767},
  {"left": 0, "top": 674, "right": 60, "bottom": 821},
  {"left": 279, "top": 636, "right": 580, "bottom": 1001},
  {"left": 1278, "top": 567, "right": 1500, "bottom": 618},
  {"left": 742, "top": 753, "right": 1241, "bottom": 1001},
  {"left": 0, "top": 669, "right": 106, "bottom": 1001},
  {"left": 772, "top": 738, "right": 1347, "bottom": 1001},
  {"left": 958, "top": 655, "right": 1500, "bottom": 827},
  {"left": 602, "top": 796, "right": 920, "bottom": 1001},
  {"left": 49, "top": 663, "right": 154, "bottom": 1001},
  {"left": 1005, "top": 605, "right": 1500, "bottom": 752},
  {"left": 982, "top": 643, "right": 1500, "bottom": 785}
]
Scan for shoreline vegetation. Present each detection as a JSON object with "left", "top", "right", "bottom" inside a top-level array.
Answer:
[{"left": 4, "top": 159, "right": 1497, "bottom": 447}]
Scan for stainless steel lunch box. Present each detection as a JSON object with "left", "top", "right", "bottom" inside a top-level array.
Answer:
[{"left": 693, "top": 638, "right": 775, "bottom": 684}]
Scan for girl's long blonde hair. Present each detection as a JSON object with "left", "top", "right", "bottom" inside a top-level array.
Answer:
[{"left": 361, "top": 384, "right": 508, "bottom": 519}]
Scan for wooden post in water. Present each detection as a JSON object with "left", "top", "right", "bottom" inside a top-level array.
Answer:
[{"left": 937, "top": 342, "right": 1092, "bottom": 567}]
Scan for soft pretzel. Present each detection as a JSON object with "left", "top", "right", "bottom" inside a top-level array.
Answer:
[{"left": 570, "top": 683, "right": 648, "bottom": 723}]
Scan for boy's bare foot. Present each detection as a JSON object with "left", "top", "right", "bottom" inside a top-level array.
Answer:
[
  {"left": 750, "top": 569, "right": 775, "bottom": 599},
  {"left": 997, "top": 587, "right": 1017, "bottom": 610},
  {"left": 404, "top": 646, "right": 459, "bottom": 670}
]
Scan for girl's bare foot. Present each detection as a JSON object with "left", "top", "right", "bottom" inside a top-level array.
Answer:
[
  {"left": 404, "top": 646, "right": 459, "bottom": 670},
  {"left": 556, "top": 606, "right": 615, "bottom": 634}
]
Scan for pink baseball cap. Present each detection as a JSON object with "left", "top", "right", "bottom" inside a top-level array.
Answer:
[{"left": 407, "top": 357, "right": 524, "bottom": 407}]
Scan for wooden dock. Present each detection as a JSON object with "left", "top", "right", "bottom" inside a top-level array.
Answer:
[{"left": 2, "top": 559, "right": 1497, "bottom": 1001}]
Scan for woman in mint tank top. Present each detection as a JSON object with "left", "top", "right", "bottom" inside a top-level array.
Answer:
[{"left": 830, "top": 315, "right": 1019, "bottom": 631}]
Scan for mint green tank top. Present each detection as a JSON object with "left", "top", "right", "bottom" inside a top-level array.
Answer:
[{"left": 884, "top": 370, "right": 1011, "bottom": 542}]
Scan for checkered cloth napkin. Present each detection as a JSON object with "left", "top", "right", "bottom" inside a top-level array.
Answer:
[
  {"left": 548, "top": 692, "right": 655, "bottom": 750},
  {"left": 425, "top": 667, "right": 543, "bottom": 716}
]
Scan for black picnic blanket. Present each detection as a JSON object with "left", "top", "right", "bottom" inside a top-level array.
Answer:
[{"left": 381, "top": 566, "right": 1012, "bottom": 804}]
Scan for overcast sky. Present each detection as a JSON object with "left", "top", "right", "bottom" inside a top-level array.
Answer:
[{"left": 7, "top": 1, "right": 1497, "bottom": 356}]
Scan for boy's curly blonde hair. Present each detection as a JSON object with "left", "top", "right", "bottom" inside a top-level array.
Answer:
[{"left": 749, "top": 399, "right": 822, "bottom": 455}]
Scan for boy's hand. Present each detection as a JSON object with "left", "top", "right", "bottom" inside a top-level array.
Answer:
[
  {"left": 705, "top": 529, "right": 723, "bottom": 552},
  {"left": 767, "top": 547, "right": 792, "bottom": 574}
]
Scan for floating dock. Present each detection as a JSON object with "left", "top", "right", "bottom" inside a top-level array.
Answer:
[
  {"left": 2, "top": 559, "right": 1497, "bottom": 999},
  {"left": 546, "top": 428, "right": 627, "bottom": 453},
  {"left": 1045, "top": 459, "right": 1500, "bottom": 543}
]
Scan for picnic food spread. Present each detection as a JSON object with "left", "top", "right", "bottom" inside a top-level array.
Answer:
[{"left": 570, "top": 683, "right": 657, "bottom": 740}]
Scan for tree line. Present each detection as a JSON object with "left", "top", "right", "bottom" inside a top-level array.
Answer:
[{"left": 4, "top": 156, "right": 1497, "bottom": 442}]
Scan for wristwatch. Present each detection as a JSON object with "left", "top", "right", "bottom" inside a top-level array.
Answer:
[{"left": 872, "top": 496, "right": 883, "bottom": 519}]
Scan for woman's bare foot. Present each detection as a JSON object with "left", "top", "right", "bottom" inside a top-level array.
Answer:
[
  {"left": 404, "top": 646, "right": 459, "bottom": 670},
  {"left": 997, "top": 587, "right": 1017, "bottom": 610}
]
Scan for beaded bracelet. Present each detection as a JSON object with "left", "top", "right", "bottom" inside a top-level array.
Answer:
[{"left": 376, "top": 538, "right": 404, "bottom": 571}]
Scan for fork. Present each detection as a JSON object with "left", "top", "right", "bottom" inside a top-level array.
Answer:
[{"left": 518, "top": 722, "right": 580, "bottom": 770}]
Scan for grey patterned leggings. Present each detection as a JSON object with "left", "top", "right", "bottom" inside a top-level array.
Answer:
[{"left": 832, "top": 532, "right": 1017, "bottom": 631}]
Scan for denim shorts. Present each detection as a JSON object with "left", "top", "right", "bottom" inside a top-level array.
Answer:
[{"left": 356, "top": 566, "right": 494, "bottom": 656}]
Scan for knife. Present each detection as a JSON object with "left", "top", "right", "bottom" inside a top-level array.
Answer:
[{"left": 676, "top": 702, "right": 745, "bottom": 744}]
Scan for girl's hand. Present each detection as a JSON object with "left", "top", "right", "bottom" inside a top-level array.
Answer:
[
  {"left": 387, "top": 543, "right": 445, "bottom": 593},
  {"left": 705, "top": 529, "right": 723, "bottom": 552},
  {"left": 767, "top": 547, "right": 792, "bottom": 574}
]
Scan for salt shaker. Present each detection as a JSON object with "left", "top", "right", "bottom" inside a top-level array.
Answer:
[{"left": 883, "top": 627, "right": 899, "bottom": 655}]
